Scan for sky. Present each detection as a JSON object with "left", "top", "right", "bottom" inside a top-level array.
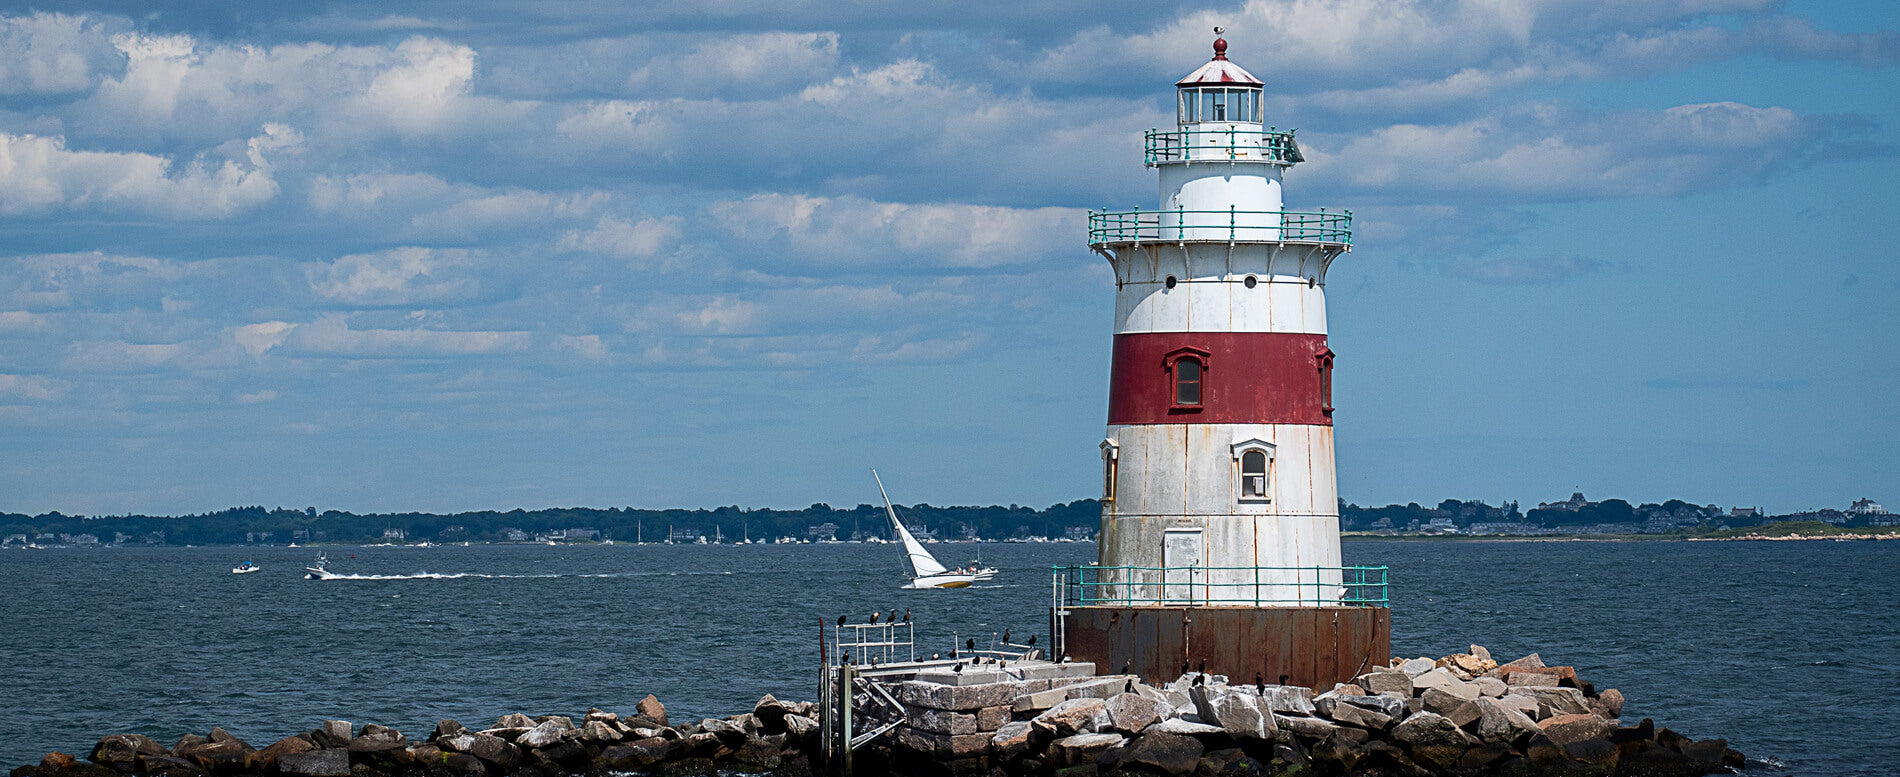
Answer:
[{"left": 0, "top": 0, "right": 1895, "bottom": 517}]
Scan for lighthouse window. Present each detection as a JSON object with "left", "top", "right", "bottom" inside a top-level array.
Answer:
[
  {"left": 1232, "top": 441, "right": 1275, "bottom": 503},
  {"left": 1100, "top": 440, "right": 1120, "bottom": 503},
  {"left": 1174, "top": 358, "right": 1202, "bottom": 406},
  {"left": 1178, "top": 88, "right": 1262, "bottom": 124},
  {"left": 1241, "top": 450, "right": 1269, "bottom": 498},
  {"left": 1317, "top": 349, "right": 1336, "bottom": 415}
]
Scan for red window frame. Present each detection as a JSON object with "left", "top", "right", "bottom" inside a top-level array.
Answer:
[{"left": 1163, "top": 346, "right": 1211, "bottom": 412}]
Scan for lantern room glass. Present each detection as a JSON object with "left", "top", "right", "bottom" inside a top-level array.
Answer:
[{"left": 1177, "top": 87, "right": 1262, "bottom": 124}]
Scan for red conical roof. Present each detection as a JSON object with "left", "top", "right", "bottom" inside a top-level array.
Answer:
[{"left": 1176, "top": 37, "right": 1263, "bottom": 87}]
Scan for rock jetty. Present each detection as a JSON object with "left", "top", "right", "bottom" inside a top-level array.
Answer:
[{"left": 14, "top": 648, "right": 1743, "bottom": 777}]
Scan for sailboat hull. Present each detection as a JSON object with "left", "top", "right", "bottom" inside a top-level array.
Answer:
[{"left": 903, "top": 574, "right": 977, "bottom": 589}]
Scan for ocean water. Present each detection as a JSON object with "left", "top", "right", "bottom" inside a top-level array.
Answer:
[{"left": 1, "top": 539, "right": 1893, "bottom": 775}]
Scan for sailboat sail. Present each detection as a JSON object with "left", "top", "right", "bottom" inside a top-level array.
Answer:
[{"left": 874, "top": 470, "right": 948, "bottom": 577}]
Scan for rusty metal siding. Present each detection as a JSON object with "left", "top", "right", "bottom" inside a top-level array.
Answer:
[{"left": 1062, "top": 605, "right": 1390, "bottom": 690}]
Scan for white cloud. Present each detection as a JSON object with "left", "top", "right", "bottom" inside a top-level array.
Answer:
[
  {"left": 306, "top": 247, "right": 480, "bottom": 306},
  {"left": 0, "top": 12, "right": 124, "bottom": 95},
  {"left": 711, "top": 194, "right": 1080, "bottom": 269},
  {"left": 309, "top": 172, "right": 603, "bottom": 239},
  {"left": 0, "top": 310, "right": 47, "bottom": 332},
  {"left": 0, "top": 373, "right": 65, "bottom": 400},
  {"left": 0, "top": 128, "right": 287, "bottom": 217},
  {"left": 236, "top": 389, "right": 278, "bottom": 403},
  {"left": 559, "top": 215, "right": 683, "bottom": 261},
  {"left": 557, "top": 334, "right": 608, "bottom": 361},
  {"left": 1303, "top": 101, "right": 1829, "bottom": 200},
  {"left": 283, "top": 315, "right": 531, "bottom": 358},
  {"left": 234, "top": 321, "right": 295, "bottom": 356}
]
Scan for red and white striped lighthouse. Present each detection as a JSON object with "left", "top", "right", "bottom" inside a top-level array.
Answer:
[{"left": 1060, "top": 33, "right": 1386, "bottom": 687}]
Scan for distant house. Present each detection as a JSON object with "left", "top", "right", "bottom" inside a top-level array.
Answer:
[
  {"left": 1729, "top": 507, "right": 1760, "bottom": 519},
  {"left": 2, "top": 534, "right": 25, "bottom": 546},
  {"left": 61, "top": 533, "right": 99, "bottom": 545},
  {"left": 806, "top": 523, "right": 839, "bottom": 542},
  {"left": 1063, "top": 526, "right": 1096, "bottom": 541},
  {"left": 382, "top": 528, "right": 407, "bottom": 541},
  {"left": 669, "top": 527, "right": 703, "bottom": 543},
  {"left": 292, "top": 529, "right": 310, "bottom": 541},
  {"left": 1848, "top": 498, "right": 1887, "bottom": 515},
  {"left": 1537, "top": 492, "right": 1592, "bottom": 512},
  {"left": 502, "top": 528, "right": 529, "bottom": 542}
]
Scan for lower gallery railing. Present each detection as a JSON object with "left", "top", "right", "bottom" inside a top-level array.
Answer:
[{"left": 1052, "top": 563, "right": 1389, "bottom": 608}]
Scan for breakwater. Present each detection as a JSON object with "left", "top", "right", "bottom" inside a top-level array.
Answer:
[{"left": 14, "top": 646, "right": 1738, "bottom": 777}]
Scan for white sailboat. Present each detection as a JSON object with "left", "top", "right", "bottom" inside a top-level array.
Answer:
[{"left": 874, "top": 470, "right": 976, "bottom": 589}]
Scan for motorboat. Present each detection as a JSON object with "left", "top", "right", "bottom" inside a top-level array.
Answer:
[
  {"left": 232, "top": 561, "right": 261, "bottom": 574},
  {"left": 305, "top": 553, "right": 338, "bottom": 580},
  {"left": 873, "top": 470, "right": 975, "bottom": 589}
]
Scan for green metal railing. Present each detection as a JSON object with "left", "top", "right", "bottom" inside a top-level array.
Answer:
[
  {"left": 1087, "top": 207, "right": 1352, "bottom": 246},
  {"left": 1053, "top": 564, "right": 1389, "bottom": 608},
  {"left": 1145, "top": 127, "right": 1304, "bottom": 165}
]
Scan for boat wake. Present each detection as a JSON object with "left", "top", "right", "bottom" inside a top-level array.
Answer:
[{"left": 308, "top": 570, "right": 739, "bottom": 581}]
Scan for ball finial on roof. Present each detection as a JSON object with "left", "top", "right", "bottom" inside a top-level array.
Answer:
[{"left": 1212, "top": 31, "right": 1228, "bottom": 60}]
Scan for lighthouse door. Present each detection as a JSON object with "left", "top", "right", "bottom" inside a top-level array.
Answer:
[{"left": 1162, "top": 528, "right": 1205, "bottom": 605}]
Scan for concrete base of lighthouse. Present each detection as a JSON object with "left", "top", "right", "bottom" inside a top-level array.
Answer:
[{"left": 1058, "top": 605, "right": 1389, "bottom": 690}]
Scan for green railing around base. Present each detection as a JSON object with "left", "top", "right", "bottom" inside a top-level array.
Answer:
[
  {"left": 1145, "top": 128, "right": 1303, "bottom": 166},
  {"left": 1053, "top": 564, "right": 1389, "bottom": 608},
  {"left": 1087, "top": 208, "right": 1352, "bottom": 246}
]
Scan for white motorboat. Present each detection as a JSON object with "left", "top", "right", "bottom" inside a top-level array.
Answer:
[
  {"left": 874, "top": 470, "right": 975, "bottom": 589},
  {"left": 232, "top": 561, "right": 261, "bottom": 574},
  {"left": 305, "top": 553, "right": 339, "bottom": 580}
]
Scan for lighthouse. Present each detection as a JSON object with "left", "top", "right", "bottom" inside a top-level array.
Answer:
[{"left": 1055, "top": 33, "right": 1389, "bottom": 688}]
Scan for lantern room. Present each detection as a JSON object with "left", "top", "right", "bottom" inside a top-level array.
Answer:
[{"left": 1175, "top": 38, "right": 1265, "bottom": 125}]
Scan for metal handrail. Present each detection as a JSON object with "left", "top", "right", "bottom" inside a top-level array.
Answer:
[
  {"left": 1088, "top": 208, "right": 1352, "bottom": 245},
  {"left": 1145, "top": 127, "right": 1303, "bottom": 165},
  {"left": 1052, "top": 564, "right": 1389, "bottom": 608}
]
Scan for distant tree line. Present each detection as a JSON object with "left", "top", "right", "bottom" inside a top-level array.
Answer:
[
  {"left": 0, "top": 501, "right": 1103, "bottom": 546},
  {"left": 0, "top": 496, "right": 1873, "bottom": 546}
]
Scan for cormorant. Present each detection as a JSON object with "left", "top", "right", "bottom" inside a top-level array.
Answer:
[
  {"left": 1002, "top": 628, "right": 1011, "bottom": 643},
  {"left": 1192, "top": 674, "right": 1205, "bottom": 687},
  {"left": 1255, "top": 673, "right": 1265, "bottom": 695},
  {"left": 1180, "top": 660, "right": 1190, "bottom": 677},
  {"left": 889, "top": 609, "right": 899, "bottom": 624},
  {"left": 903, "top": 608, "right": 911, "bottom": 623},
  {"left": 1026, "top": 635, "right": 1037, "bottom": 646},
  {"left": 836, "top": 614, "right": 846, "bottom": 627},
  {"left": 1120, "top": 661, "right": 1131, "bottom": 676},
  {"left": 949, "top": 647, "right": 958, "bottom": 659},
  {"left": 966, "top": 638, "right": 976, "bottom": 651},
  {"left": 1197, "top": 659, "right": 1207, "bottom": 676},
  {"left": 870, "top": 611, "right": 880, "bottom": 624},
  {"left": 953, "top": 662, "right": 964, "bottom": 674}
]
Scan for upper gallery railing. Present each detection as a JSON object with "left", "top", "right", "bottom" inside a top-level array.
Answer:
[
  {"left": 1145, "top": 127, "right": 1303, "bottom": 165},
  {"left": 1088, "top": 207, "right": 1352, "bottom": 246}
]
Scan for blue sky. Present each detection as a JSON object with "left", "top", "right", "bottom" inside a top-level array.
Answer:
[{"left": 0, "top": 0, "right": 1894, "bottom": 516}]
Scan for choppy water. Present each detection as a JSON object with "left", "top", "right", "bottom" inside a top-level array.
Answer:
[{"left": 2, "top": 540, "right": 1893, "bottom": 775}]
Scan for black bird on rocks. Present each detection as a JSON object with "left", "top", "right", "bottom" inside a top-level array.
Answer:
[
  {"left": 1027, "top": 635, "right": 1037, "bottom": 646},
  {"left": 1121, "top": 661, "right": 1132, "bottom": 676},
  {"left": 1125, "top": 679, "right": 1134, "bottom": 693},
  {"left": 1180, "top": 660, "right": 1190, "bottom": 677},
  {"left": 1255, "top": 673, "right": 1265, "bottom": 695},
  {"left": 949, "top": 647, "right": 958, "bottom": 659},
  {"left": 1192, "top": 674, "right": 1205, "bottom": 687},
  {"left": 889, "top": 609, "right": 899, "bottom": 624},
  {"left": 954, "top": 662, "right": 965, "bottom": 674},
  {"left": 1197, "top": 659, "right": 1207, "bottom": 676}
]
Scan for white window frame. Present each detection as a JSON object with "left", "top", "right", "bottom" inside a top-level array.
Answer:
[
  {"left": 1231, "top": 439, "right": 1275, "bottom": 503},
  {"left": 1099, "top": 438, "right": 1120, "bottom": 503}
]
